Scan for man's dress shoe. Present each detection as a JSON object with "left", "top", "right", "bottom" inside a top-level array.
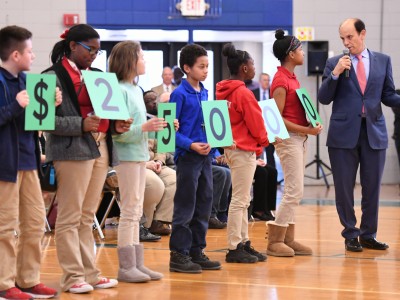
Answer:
[
  {"left": 359, "top": 238, "right": 389, "bottom": 250},
  {"left": 345, "top": 238, "right": 363, "bottom": 252}
]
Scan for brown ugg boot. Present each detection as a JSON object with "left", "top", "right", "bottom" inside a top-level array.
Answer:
[
  {"left": 266, "top": 222, "right": 295, "bottom": 257},
  {"left": 284, "top": 223, "right": 313, "bottom": 255}
]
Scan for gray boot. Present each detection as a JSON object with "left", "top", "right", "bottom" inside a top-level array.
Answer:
[
  {"left": 134, "top": 244, "right": 164, "bottom": 280},
  {"left": 117, "top": 245, "right": 151, "bottom": 283}
]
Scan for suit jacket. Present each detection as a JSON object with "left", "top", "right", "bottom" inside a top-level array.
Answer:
[
  {"left": 151, "top": 84, "right": 175, "bottom": 96},
  {"left": 318, "top": 49, "right": 400, "bottom": 150}
]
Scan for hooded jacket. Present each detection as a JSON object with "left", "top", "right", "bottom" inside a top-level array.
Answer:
[
  {"left": 0, "top": 70, "right": 41, "bottom": 182},
  {"left": 216, "top": 79, "right": 269, "bottom": 156}
]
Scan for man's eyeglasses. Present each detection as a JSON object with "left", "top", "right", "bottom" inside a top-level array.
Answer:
[{"left": 76, "top": 41, "right": 103, "bottom": 56}]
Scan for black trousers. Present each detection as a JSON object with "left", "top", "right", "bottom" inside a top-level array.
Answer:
[{"left": 252, "top": 164, "right": 277, "bottom": 212}]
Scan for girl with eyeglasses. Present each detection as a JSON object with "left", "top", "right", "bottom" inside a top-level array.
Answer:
[{"left": 43, "top": 24, "right": 132, "bottom": 294}]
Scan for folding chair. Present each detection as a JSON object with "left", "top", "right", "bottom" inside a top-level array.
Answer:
[{"left": 93, "top": 170, "right": 120, "bottom": 239}]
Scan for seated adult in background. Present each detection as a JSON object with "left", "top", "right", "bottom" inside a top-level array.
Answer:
[
  {"left": 209, "top": 149, "right": 231, "bottom": 229},
  {"left": 143, "top": 91, "right": 176, "bottom": 236},
  {"left": 249, "top": 158, "right": 277, "bottom": 221},
  {"left": 172, "top": 65, "right": 184, "bottom": 86},
  {"left": 151, "top": 67, "right": 175, "bottom": 96},
  {"left": 159, "top": 92, "right": 171, "bottom": 103}
]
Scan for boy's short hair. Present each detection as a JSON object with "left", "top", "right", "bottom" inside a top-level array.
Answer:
[
  {"left": 0, "top": 25, "right": 32, "bottom": 61},
  {"left": 179, "top": 44, "right": 207, "bottom": 74}
]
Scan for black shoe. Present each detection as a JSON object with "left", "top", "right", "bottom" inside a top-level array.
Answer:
[
  {"left": 359, "top": 238, "right": 389, "bottom": 250},
  {"left": 170, "top": 251, "right": 202, "bottom": 273},
  {"left": 191, "top": 252, "right": 221, "bottom": 270},
  {"left": 139, "top": 225, "right": 161, "bottom": 242},
  {"left": 217, "top": 212, "right": 228, "bottom": 223},
  {"left": 345, "top": 238, "right": 363, "bottom": 252},
  {"left": 226, "top": 243, "right": 258, "bottom": 263},
  {"left": 208, "top": 217, "right": 227, "bottom": 229},
  {"left": 243, "top": 240, "right": 267, "bottom": 262},
  {"left": 252, "top": 211, "right": 275, "bottom": 221}
]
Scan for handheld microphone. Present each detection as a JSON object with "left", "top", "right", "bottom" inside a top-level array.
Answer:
[{"left": 343, "top": 49, "right": 350, "bottom": 78}]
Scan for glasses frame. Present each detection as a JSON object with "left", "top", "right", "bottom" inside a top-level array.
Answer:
[{"left": 76, "top": 41, "right": 103, "bottom": 56}]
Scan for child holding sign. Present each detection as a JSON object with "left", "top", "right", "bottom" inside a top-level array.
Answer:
[
  {"left": 216, "top": 43, "right": 270, "bottom": 264},
  {"left": 44, "top": 24, "right": 131, "bottom": 293},
  {"left": 109, "top": 41, "right": 166, "bottom": 283},
  {"left": 268, "top": 29, "right": 323, "bottom": 257},
  {"left": 168, "top": 44, "right": 221, "bottom": 273},
  {"left": 0, "top": 25, "right": 61, "bottom": 299}
]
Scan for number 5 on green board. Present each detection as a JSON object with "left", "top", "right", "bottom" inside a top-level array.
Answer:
[{"left": 157, "top": 103, "right": 176, "bottom": 153}]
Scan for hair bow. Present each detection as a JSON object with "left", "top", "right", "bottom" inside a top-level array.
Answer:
[{"left": 60, "top": 29, "right": 69, "bottom": 39}]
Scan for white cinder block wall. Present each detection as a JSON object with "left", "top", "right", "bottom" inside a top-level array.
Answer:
[
  {"left": 1, "top": 0, "right": 399, "bottom": 184},
  {"left": 0, "top": 0, "right": 86, "bottom": 73}
]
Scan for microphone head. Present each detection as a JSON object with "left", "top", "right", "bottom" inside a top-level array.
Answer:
[{"left": 343, "top": 49, "right": 350, "bottom": 55}]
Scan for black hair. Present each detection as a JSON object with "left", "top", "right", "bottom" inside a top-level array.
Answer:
[
  {"left": 50, "top": 24, "right": 100, "bottom": 64},
  {"left": 0, "top": 25, "right": 32, "bottom": 61},
  {"left": 272, "top": 29, "right": 301, "bottom": 62},
  {"left": 221, "top": 43, "right": 251, "bottom": 76},
  {"left": 179, "top": 44, "right": 208, "bottom": 74},
  {"left": 354, "top": 18, "right": 366, "bottom": 34}
]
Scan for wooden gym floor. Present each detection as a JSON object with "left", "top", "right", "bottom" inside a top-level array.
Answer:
[{"left": 39, "top": 184, "right": 400, "bottom": 300}]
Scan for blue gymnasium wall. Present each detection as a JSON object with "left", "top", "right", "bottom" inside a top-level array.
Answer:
[{"left": 86, "top": 0, "right": 292, "bottom": 32}]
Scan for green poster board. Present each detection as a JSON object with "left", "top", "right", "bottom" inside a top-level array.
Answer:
[
  {"left": 157, "top": 103, "right": 176, "bottom": 153},
  {"left": 259, "top": 99, "right": 290, "bottom": 143},
  {"left": 296, "top": 88, "right": 323, "bottom": 127},
  {"left": 201, "top": 100, "right": 233, "bottom": 147},
  {"left": 25, "top": 74, "right": 56, "bottom": 130},
  {"left": 82, "top": 71, "right": 130, "bottom": 120}
]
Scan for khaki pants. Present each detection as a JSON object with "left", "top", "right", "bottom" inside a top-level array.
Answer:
[
  {"left": 225, "top": 149, "right": 257, "bottom": 250},
  {"left": 0, "top": 170, "right": 45, "bottom": 290},
  {"left": 54, "top": 137, "right": 109, "bottom": 291},
  {"left": 274, "top": 133, "right": 307, "bottom": 225},
  {"left": 143, "top": 166, "right": 175, "bottom": 228},
  {"left": 116, "top": 161, "right": 146, "bottom": 247}
]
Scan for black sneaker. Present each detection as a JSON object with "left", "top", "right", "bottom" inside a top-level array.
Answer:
[
  {"left": 226, "top": 243, "right": 258, "bottom": 263},
  {"left": 170, "top": 251, "right": 202, "bottom": 273},
  {"left": 191, "top": 252, "right": 221, "bottom": 270},
  {"left": 243, "top": 240, "right": 267, "bottom": 262},
  {"left": 208, "top": 217, "right": 227, "bottom": 229},
  {"left": 140, "top": 225, "right": 161, "bottom": 242}
]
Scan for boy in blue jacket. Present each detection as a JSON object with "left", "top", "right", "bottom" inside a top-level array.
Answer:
[
  {"left": 169, "top": 44, "right": 221, "bottom": 273},
  {"left": 0, "top": 25, "right": 61, "bottom": 300}
]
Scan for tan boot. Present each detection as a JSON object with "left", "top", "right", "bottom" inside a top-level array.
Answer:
[
  {"left": 284, "top": 223, "right": 313, "bottom": 255},
  {"left": 266, "top": 222, "right": 295, "bottom": 257}
]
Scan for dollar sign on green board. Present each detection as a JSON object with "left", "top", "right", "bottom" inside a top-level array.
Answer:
[{"left": 33, "top": 78, "right": 49, "bottom": 125}]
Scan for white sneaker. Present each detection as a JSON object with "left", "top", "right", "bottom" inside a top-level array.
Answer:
[
  {"left": 93, "top": 277, "right": 118, "bottom": 289},
  {"left": 68, "top": 282, "right": 94, "bottom": 294}
]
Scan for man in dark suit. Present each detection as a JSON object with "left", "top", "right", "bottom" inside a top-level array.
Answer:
[{"left": 318, "top": 18, "right": 400, "bottom": 252}]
